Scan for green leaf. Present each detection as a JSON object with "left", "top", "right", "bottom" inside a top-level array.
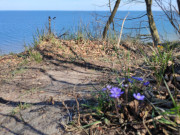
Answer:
[
  {"left": 158, "top": 118, "right": 176, "bottom": 126},
  {"left": 82, "top": 121, "right": 101, "bottom": 128},
  {"left": 104, "top": 118, "right": 111, "bottom": 126},
  {"left": 152, "top": 110, "right": 156, "bottom": 128}
]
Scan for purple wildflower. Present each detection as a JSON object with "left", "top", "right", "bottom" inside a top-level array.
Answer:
[
  {"left": 107, "top": 85, "right": 111, "bottom": 89},
  {"left": 143, "top": 81, "right": 150, "bottom": 86},
  {"left": 132, "top": 77, "right": 143, "bottom": 81},
  {"left": 128, "top": 79, "right": 133, "bottom": 83},
  {"left": 102, "top": 85, "right": 112, "bottom": 91},
  {"left": 102, "top": 88, "right": 107, "bottom": 91},
  {"left": 133, "top": 93, "right": 145, "bottom": 100},
  {"left": 110, "top": 87, "right": 124, "bottom": 98}
]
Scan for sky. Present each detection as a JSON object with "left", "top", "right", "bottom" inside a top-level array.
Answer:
[{"left": 0, "top": 0, "right": 177, "bottom": 11}]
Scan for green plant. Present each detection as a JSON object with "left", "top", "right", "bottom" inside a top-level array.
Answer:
[
  {"left": 11, "top": 102, "right": 32, "bottom": 115},
  {"left": 79, "top": 77, "right": 150, "bottom": 127},
  {"left": 142, "top": 45, "right": 173, "bottom": 86},
  {"left": 31, "top": 28, "right": 49, "bottom": 48},
  {"left": 11, "top": 67, "right": 26, "bottom": 76},
  {"left": 29, "top": 50, "right": 42, "bottom": 63},
  {"left": 82, "top": 88, "right": 115, "bottom": 116},
  {"left": 34, "top": 28, "right": 47, "bottom": 46},
  {"left": 8, "top": 52, "right": 15, "bottom": 55}
]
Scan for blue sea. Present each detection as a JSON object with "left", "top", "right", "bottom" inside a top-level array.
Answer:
[{"left": 0, "top": 11, "right": 179, "bottom": 55}]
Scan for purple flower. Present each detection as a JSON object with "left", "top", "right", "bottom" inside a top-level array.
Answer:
[
  {"left": 122, "top": 78, "right": 133, "bottom": 83},
  {"left": 102, "top": 85, "right": 111, "bottom": 91},
  {"left": 143, "top": 81, "right": 150, "bottom": 86},
  {"left": 132, "top": 77, "right": 143, "bottom": 81},
  {"left": 110, "top": 87, "right": 124, "bottom": 98},
  {"left": 133, "top": 93, "right": 145, "bottom": 100},
  {"left": 128, "top": 79, "right": 133, "bottom": 83},
  {"left": 107, "top": 85, "right": 111, "bottom": 89},
  {"left": 102, "top": 88, "right": 107, "bottom": 91}
]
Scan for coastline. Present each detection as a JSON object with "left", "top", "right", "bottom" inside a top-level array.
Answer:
[{"left": 0, "top": 10, "right": 179, "bottom": 54}]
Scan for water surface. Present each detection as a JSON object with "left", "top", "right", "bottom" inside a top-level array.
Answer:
[{"left": 0, "top": 11, "right": 179, "bottom": 54}]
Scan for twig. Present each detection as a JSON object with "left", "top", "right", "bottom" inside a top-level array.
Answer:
[
  {"left": 117, "top": 13, "right": 129, "bottom": 48},
  {"left": 114, "top": 98, "right": 119, "bottom": 115},
  {"left": 116, "top": 13, "right": 147, "bottom": 21},
  {"left": 143, "top": 111, "right": 152, "bottom": 135},
  {"left": 75, "top": 94, "right": 81, "bottom": 126},
  {"left": 74, "top": 85, "right": 81, "bottom": 126},
  {"left": 62, "top": 101, "right": 72, "bottom": 121},
  {"left": 145, "top": 115, "right": 163, "bottom": 123},
  {"left": 125, "top": 87, "right": 128, "bottom": 104}
]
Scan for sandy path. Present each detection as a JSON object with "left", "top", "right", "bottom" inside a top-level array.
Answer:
[{"left": 0, "top": 61, "right": 103, "bottom": 135}]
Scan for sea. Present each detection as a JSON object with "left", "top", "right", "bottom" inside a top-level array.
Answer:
[{"left": 0, "top": 11, "right": 179, "bottom": 55}]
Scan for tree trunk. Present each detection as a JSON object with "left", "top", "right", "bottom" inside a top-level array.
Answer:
[
  {"left": 102, "top": 0, "right": 121, "bottom": 39},
  {"left": 109, "top": 0, "right": 115, "bottom": 31},
  {"left": 177, "top": 0, "right": 180, "bottom": 15},
  {"left": 145, "top": 0, "right": 161, "bottom": 46}
]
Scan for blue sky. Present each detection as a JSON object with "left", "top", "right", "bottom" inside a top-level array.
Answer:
[{"left": 0, "top": 0, "right": 177, "bottom": 11}]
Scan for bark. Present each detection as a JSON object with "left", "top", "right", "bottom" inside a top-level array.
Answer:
[
  {"left": 145, "top": 0, "right": 161, "bottom": 46},
  {"left": 177, "top": 0, "right": 180, "bottom": 15},
  {"left": 109, "top": 0, "right": 115, "bottom": 30},
  {"left": 102, "top": 0, "right": 121, "bottom": 39}
]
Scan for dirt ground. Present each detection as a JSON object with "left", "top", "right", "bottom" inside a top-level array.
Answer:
[
  {"left": 0, "top": 39, "right": 120, "bottom": 135},
  {"left": 0, "top": 56, "right": 109, "bottom": 135},
  {"left": 0, "top": 39, "right": 179, "bottom": 135}
]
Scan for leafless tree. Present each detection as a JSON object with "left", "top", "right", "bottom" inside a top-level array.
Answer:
[
  {"left": 102, "top": 0, "right": 121, "bottom": 39},
  {"left": 155, "top": 0, "right": 180, "bottom": 35},
  {"left": 103, "top": 0, "right": 161, "bottom": 46}
]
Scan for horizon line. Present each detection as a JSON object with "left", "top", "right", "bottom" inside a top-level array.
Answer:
[{"left": 0, "top": 9, "right": 162, "bottom": 12}]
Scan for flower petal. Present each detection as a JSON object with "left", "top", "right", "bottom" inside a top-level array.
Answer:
[
  {"left": 133, "top": 93, "right": 145, "bottom": 100},
  {"left": 143, "top": 81, "right": 150, "bottom": 86},
  {"left": 132, "top": 77, "right": 143, "bottom": 81},
  {"left": 128, "top": 79, "right": 133, "bottom": 83},
  {"left": 120, "top": 91, "right": 124, "bottom": 94},
  {"left": 109, "top": 87, "right": 123, "bottom": 98},
  {"left": 107, "top": 85, "right": 111, "bottom": 89}
]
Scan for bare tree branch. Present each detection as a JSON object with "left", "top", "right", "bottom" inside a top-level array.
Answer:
[{"left": 155, "top": 0, "right": 180, "bottom": 34}]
